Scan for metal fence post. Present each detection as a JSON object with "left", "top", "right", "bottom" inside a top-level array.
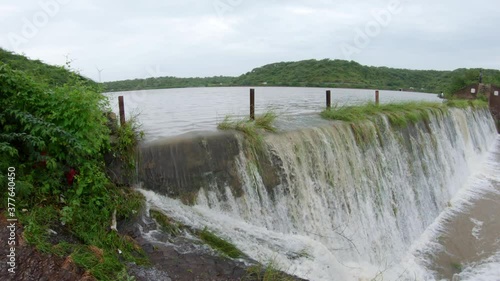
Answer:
[
  {"left": 118, "top": 96, "right": 126, "bottom": 126},
  {"left": 250, "top": 88, "right": 255, "bottom": 120}
]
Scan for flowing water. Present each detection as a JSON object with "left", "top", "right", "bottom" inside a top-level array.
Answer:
[{"left": 134, "top": 100, "right": 499, "bottom": 280}]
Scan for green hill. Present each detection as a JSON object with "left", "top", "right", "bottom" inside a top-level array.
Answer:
[
  {"left": 0, "top": 48, "right": 96, "bottom": 87},
  {"left": 103, "top": 75, "right": 235, "bottom": 92},
  {"left": 103, "top": 59, "right": 500, "bottom": 94},
  {"left": 234, "top": 59, "right": 500, "bottom": 93}
]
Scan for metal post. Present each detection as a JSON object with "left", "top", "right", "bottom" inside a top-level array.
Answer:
[
  {"left": 326, "top": 90, "right": 331, "bottom": 109},
  {"left": 118, "top": 96, "right": 126, "bottom": 126},
  {"left": 250, "top": 88, "right": 255, "bottom": 120},
  {"left": 375, "top": 90, "right": 380, "bottom": 105}
]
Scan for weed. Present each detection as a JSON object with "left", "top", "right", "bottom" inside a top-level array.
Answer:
[
  {"left": 199, "top": 227, "right": 243, "bottom": 258},
  {"left": 217, "top": 111, "right": 277, "bottom": 147},
  {"left": 112, "top": 113, "right": 145, "bottom": 176},
  {"left": 245, "top": 258, "right": 295, "bottom": 281},
  {"left": 451, "top": 262, "right": 463, "bottom": 273},
  {"left": 115, "top": 188, "right": 145, "bottom": 220},
  {"left": 321, "top": 101, "right": 446, "bottom": 128},
  {"left": 445, "top": 99, "right": 488, "bottom": 109},
  {"left": 150, "top": 209, "right": 182, "bottom": 236},
  {"left": 19, "top": 206, "right": 59, "bottom": 253}
]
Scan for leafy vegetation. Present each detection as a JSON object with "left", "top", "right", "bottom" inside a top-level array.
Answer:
[
  {"left": 0, "top": 52, "right": 147, "bottom": 280},
  {"left": 111, "top": 114, "right": 145, "bottom": 177},
  {"left": 0, "top": 48, "right": 96, "bottom": 87},
  {"left": 102, "top": 59, "right": 500, "bottom": 95},
  {"left": 199, "top": 227, "right": 243, "bottom": 258}
]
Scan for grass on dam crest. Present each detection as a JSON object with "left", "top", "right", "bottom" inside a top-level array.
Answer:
[
  {"left": 217, "top": 111, "right": 278, "bottom": 144},
  {"left": 321, "top": 100, "right": 488, "bottom": 127}
]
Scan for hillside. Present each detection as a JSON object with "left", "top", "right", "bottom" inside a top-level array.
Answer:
[
  {"left": 102, "top": 59, "right": 500, "bottom": 94},
  {"left": 103, "top": 75, "right": 235, "bottom": 92},
  {"left": 0, "top": 48, "right": 96, "bottom": 87},
  {"left": 235, "top": 59, "right": 500, "bottom": 93}
]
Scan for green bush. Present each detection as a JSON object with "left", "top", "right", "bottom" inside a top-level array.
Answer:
[
  {"left": 0, "top": 62, "right": 147, "bottom": 280},
  {"left": 0, "top": 64, "right": 110, "bottom": 205}
]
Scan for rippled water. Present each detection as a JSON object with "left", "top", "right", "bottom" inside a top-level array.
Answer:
[{"left": 105, "top": 87, "right": 441, "bottom": 140}]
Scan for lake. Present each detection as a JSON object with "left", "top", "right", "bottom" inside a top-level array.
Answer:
[{"left": 106, "top": 87, "right": 441, "bottom": 140}]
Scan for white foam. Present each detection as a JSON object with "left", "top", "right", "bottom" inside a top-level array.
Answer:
[
  {"left": 470, "top": 218, "right": 484, "bottom": 240},
  {"left": 137, "top": 111, "right": 499, "bottom": 281},
  {"left": 403, "top": 136, "right": 500, "bottom": 280},
  {"left": 455, "top": 252, "right": 500, "bottom": 281}
]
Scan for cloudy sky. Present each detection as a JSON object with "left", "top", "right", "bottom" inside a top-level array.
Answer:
[{"left": 0, "top": 0, "right": 499, "bottom": 82}]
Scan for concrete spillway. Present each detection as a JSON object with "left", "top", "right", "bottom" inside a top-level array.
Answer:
[{"left": 137, "top": 107, "right": 499, "bottom": 280}]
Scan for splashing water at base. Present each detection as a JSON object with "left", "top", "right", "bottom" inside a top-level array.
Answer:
[{"left": 138, "top": 108, "right": 499, "bottom": 281}]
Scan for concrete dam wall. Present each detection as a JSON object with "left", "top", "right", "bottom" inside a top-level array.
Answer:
[{"left": 136, "top": 107, "right": 498, "bottom": 280}]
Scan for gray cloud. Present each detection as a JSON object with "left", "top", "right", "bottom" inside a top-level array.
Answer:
[{"left": 0, "top": 0, "right": 499, "bottom": 82}]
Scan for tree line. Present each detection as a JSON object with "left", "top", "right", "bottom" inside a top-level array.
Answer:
[
  {"left": 102, "top": 59, "right": 500, "bottom": 95},
  {"left": 2, "top": 47, "right": 499, "bottom": 95}
]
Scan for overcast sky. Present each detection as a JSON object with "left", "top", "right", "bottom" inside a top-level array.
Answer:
[{"left": 1, "top": 0, "right": 499, "bottom": 82}]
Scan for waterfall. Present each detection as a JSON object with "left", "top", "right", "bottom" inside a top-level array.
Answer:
[{"left": 139, "top": 108, "right": 498, "bottom": 281}]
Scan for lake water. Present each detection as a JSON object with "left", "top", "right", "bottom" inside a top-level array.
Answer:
[{"left": 105, "top": 87, "right": 441, "bottom": 140}]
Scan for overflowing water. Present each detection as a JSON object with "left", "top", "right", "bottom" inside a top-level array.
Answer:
[{"left": 138, "top": 107, "right": 498, "bottom": 280}]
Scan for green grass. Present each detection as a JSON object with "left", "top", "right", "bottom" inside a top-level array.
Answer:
[
  {"left": 20, "top": 206, "right": 59, "bottom": 253},
  {"left": 217, "top": 111, "right": 277, "bottom": 146},
  {"left": 19, "top": 188, "right": 149, "bottom": 281},
  {"left": 445, "top": 99, "right": 488, "bottom": 109},
  {"left": 149, "top": 209, "right": 182, "bottom": 236},
  {"left": 321, "top": 101, "right": 446, "bottom": 127},
  {"left": 245, "top": 259, "right": 295, "bottom": 281},
  {"left": 199, "top": 227, "right": 243, "bottom": 258},
  {"left": 450, "top": 262, "right": 463, "bottom": 273}
]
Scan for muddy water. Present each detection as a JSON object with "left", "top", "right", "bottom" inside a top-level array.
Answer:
[
  {"left": 429, "top": 186, "right": 500, "bottom": 279},
  {"left": 418, "top": 138, "right": 500, "bottom": 281}
]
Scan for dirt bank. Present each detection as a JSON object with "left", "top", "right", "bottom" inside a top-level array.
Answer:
[
  {"left": 0, "top": 210, "right": 305, "bottom": 281},
  {"left": 0, "top": 214, "right": 92, "bottom": 281}
]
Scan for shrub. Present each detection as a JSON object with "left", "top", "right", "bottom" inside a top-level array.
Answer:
[{"left": 0, "top": 62, "right": 147, "bottom": 280}]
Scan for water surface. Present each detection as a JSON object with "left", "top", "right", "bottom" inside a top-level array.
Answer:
[{"left": 106, "top": 87, "right": 440, "bottom": 140}]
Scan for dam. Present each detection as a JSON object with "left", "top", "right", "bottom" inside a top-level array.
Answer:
[{"left": 107, "top": 88, "right": 499, "bottom": 280}]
